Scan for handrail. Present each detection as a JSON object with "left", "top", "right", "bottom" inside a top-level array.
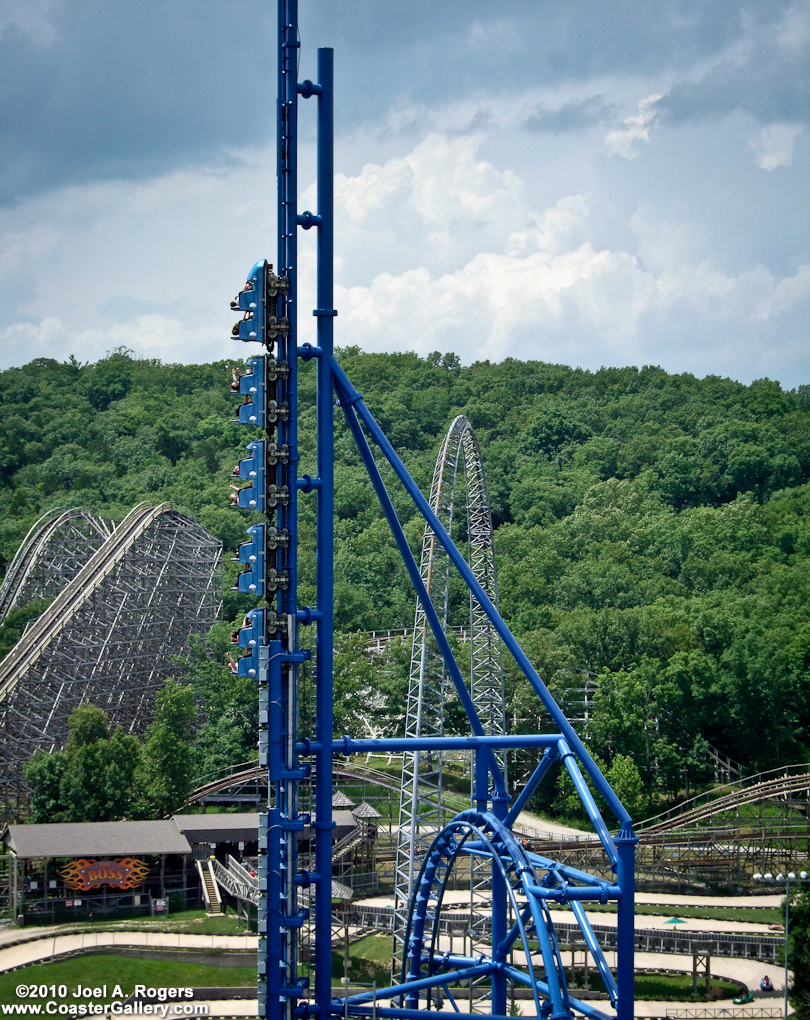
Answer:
[
  {"left": 212, "top": 856, "right": 258, "bottom": 905},
  {"left": 195, "top": 858, "right": 223, "bottom": 913},
  {"left": 0, "top": 503, "right": 172, "bottom": 701},
  {"left": 227, "top": 853, "right": 259, "bottom": 890},
  {"left": 331, "top": 825, "right": 364, "bottom": 860}
]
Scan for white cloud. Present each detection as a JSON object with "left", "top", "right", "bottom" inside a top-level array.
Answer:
[
  {"left": 0, "top": 0, "right": 55, "bottom": 46},
  {"left": 0, "top": 88, "right": 806, "bottom": 387},
  {"left": 604, "top": 94, "right": 664, "bottom": 159},
  {"left": 0, "top": 150, "right": 282, "bottom": 368},
  {"left": 755, "top": 263, "right": 810, "bottom": 319},
  {"left": 0, "top": 226, "right": 60, "bottom": 283},
  {"left": 750, "top": 122, "right": 805, "bottom": 170},
  {"left": 777, "top": 3, "right": 810, "bottom": 51},
  {"left": 333, "top": 133, "right": 524, "bottom": 263},
  {"left": 0, "top": 313, "right": 224, "bottom": 366},
  {"left": 507, "top": 194, "right": 590, "bottom": 257},
  {"left": 1, "top": 316, "right": 66, "bottom": 362},
  {"left": 328, "top": 134, "right": 809, "bottom": 375}
]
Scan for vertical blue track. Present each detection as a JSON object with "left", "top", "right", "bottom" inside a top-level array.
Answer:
[{"left": 226, "top": 4, "right": 637, "bottom": 1018}]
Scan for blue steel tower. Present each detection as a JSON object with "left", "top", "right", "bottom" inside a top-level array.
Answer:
[{"left": 227, "top": 4, "right": 637, "bottom": 1019}]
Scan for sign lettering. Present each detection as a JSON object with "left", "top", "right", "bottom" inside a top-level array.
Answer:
[{"left": 59, "top": 857, "right": 150, "bottom": 891}]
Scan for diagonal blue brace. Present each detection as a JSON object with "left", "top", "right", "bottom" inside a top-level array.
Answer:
[
  {"left": 335, "top": 394, "right": 505, "bottom": 796},
  {"left": 330, "top": 356, "right": 629, "bottom": 824}
]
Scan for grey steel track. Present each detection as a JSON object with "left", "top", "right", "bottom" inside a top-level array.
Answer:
[
  {"left": 0, "top": 502, "right": 221, "bottom": 815},
  {"left": 393, "top": 415, "right": 507, "bottom": 983}
]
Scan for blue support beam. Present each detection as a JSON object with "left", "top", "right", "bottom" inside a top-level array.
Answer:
[
  {"left": 329, "top": 356, "right": 632, "bottom": 829},
  {"left": 335, "top": 398, "right": 505, "bottom": 795},
  {"left": 230, "top": 5, "right": 637, "bottom": 1018}
]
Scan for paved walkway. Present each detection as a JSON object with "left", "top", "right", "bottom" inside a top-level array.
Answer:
[
  {"left": 0, "top": 922, "right": 790, "bottom": 1017},
  {"left": 635, "top": 892, "right": 783, "bottom": 909},
  {"left": 0, "top": 929, "right": 257, "bottom": 974},
  {"left": 514, "top": 811, "right": 592, "bottom": 840},
  {"left": 561, "top": 912, "right": 778, "bottom": 935}
]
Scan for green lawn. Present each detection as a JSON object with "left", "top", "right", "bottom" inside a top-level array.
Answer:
[
  {"left": 634, "top": 971, "right": 739, "bottom": 1000},
  {"left": 0, "top": 954, "right": 255, "bottom": 1008},
  {"left": 332, "top": 933, "right": 395, "bottom": 986},
  {"left": 2, "top": 942, "right": 742, "bottom": 1007}
]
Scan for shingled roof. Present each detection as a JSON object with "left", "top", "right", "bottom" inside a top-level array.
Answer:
[
  {"left": 172, "top": 813, "right": 259, "bottom": 845},
  {"left": 352, "top": 801, "right": 381, "bottom": 819},
  {"left": 2, "top": 820, "right": 191, "bottom": 860}
]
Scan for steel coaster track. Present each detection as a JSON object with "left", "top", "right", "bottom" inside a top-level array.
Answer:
[
  {"left": 226, "top": 6, "right": 637, "bottom": 1018},
  {"left": 394, "top": 415, "right": 507, "bottom": 989}
]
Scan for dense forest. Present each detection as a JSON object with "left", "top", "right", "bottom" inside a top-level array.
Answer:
[{"left": 1, "top": 348, "right": 809, "bottom": 821}]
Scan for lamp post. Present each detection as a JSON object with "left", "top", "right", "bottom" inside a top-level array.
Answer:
[{"left": 753, "top": 867, "right": 808, "bottom": 1018}]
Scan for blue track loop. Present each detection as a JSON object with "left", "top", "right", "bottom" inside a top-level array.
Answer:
[{"left": 386, "top": 810, "right": 615, "bottom": 1020}]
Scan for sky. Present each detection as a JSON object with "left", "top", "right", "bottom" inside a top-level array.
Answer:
[{"left": 0, "top": 0, "right": 808, "bottom": 387}]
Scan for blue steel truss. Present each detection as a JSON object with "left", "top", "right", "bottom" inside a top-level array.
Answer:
[{"left": 226, "top": 4, "right": 637, "bottom": 1019}]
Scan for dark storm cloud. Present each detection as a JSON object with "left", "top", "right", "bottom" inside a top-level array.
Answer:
[
  {"left": 299, "top": 1, "right": 764, "bottom": 115},
  {"left": 0, "top": 0, "right": 275, "bottom": 204},
  {"left": 0, "top": 0, "right": 800, "bottom": 206},
  {"left": 661, "top": 22, "right": 810, "bottom": 126}
]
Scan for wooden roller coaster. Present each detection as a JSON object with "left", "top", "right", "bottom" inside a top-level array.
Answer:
[{"left": 185, "top": 758, "right": 810, "bottom": 893}]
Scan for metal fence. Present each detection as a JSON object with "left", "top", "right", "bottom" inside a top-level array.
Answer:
[{"left": 341, "top": 903, "right": 783, "bottom": 962}]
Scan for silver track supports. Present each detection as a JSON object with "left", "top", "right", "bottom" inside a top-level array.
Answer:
[{"left": 393, "top": 416, "right": 506, "bottom": 980}]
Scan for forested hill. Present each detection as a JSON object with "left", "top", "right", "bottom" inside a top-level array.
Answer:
[{"left": 2, "top": 348, "right": 810, "bottom": 800}]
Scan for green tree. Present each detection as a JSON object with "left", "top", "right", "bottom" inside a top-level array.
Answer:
[
  {"left": 790, "top": 885, "right": 810, "bottom": 1015},
  {"left": 24, "top": 703, "right": 141, "bottom": 822},
  {"left": 605, "top": 754, "right": 645, "bottom": 821},
  {"left": 137, "top": 681, "right": 197, "bottom": 817},
  {"left": 65, "top": 703, "right": 110, "bottom": 749},
  {"left": 23, "top": 751, "right": 68, "bottom": 823},
  {"left": 5, "top": 349, "right": 810, "bottom": 821},
  {"left": 60, "top": 724, "right": 141, "bottom": 822}
]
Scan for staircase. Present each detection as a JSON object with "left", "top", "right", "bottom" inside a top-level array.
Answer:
[
  {"left": 195, "top": 859, "right": 223, "bottom": 915},
  {"left": 210, "top": 855, "right": 260, "bottom": 906},
  {"left": 331, "top": 825, "right": 365, "bottom": 863}
]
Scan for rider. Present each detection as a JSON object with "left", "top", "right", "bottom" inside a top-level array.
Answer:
[{"left": 761, "top": 975, "right": 774, "bottom": 992}]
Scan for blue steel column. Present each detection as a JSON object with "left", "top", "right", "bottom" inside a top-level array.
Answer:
[
  {"left": 277, "top": 1, "right": 298, "bottom": 608},
  {"left": 491, "top": 787, "right": 508, "bottom": 1017},
  {"left": 314, "top": 47, "right": 335, "bottom": 1019},
  {"left": 274, "top": 4, "right": 301, "bottom": 1020},
  {"left": 614, "top": 826, "right": 638, "bottom": 1020}
]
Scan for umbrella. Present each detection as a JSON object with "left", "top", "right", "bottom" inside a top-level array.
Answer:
[{"left": 664, "top": 917, "right": 687, "bottom": 925}]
